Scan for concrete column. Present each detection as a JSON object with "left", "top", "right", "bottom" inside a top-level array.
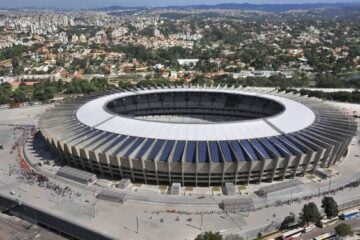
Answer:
[
  {"left": 247, "top": 160, "right": 253, "bottom": 185},
  {"left": 271, "top": 158, "right": 280, "bottom": 182}
]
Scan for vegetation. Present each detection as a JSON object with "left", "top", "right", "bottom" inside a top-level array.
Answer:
[
  {"left": 0, "top": 78, "right": 110, "bottom": 104},
  {"left": 0, "top": 45, "right": 28, "bottom": 75},
  {"left": 106, "top": 44, "right": 194, "bottom": 66},
  {"left": 194, "top": 232, "right": 244, "bottom": 240},
  {"left": 300, "top": 202, "right": 321, "bottom": 226},
  {"left": 284, "top": 89, "right": 360, "bottom": 104},
  {"left": 0, "top": 82, "right": 13, "bottom": 104},
  {"left": 64, "top": 26, "right": 101, "bottom": 38},
  {"left": 195, "top": 232, "right": 222, "bottom": 240},
  {"left": 224, "top": 235, "right": 244, "bottom": 240},
  {"left": 321, "top": 197, "right": 339, "bottom": 219},
  {"left": 0, "top": 45, "right": 27, "bottom": 61},
  {"left": 280, "top": 213, "right": 296, "bottom": 230},
  {"left": 2, "top": 74, "right": 360, "bottom": 105},
  {"left": 335, "top": 223, "right": 353, "bottom": 238},
  {"left": 117, "top": 80, "right": 134, "bottom": 89}
]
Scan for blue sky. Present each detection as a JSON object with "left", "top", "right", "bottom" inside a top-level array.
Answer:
[{"left": 0, "top": 0, "right": 359, "bottom": 9}]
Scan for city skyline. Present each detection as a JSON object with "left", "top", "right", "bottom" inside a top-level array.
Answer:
[{"left": 0, "top": 0, "right": 360, "bottom": 9}]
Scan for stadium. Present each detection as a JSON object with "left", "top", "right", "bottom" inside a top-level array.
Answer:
[{"left": 39, "top": 86, "right": 357, "bottom": 186}]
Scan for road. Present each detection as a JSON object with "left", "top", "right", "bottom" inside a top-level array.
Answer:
[{"left": 302, "top": 218, "right": 360, "bottom": 240}]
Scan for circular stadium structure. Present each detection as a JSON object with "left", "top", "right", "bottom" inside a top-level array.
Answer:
[{"left": 39, "top": 86, "right": 357, "bottom": 186}]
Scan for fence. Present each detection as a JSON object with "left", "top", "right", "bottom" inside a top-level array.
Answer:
[{"left": 237, "top": 220, "right": 282, "bottom": 240}]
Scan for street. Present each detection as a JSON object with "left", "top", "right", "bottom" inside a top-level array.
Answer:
[{"left": 302, "top": 218, "right": 360, "bottom": 240}]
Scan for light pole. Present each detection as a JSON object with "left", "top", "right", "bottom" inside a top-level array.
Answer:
[
  {"left": 93, "top": 197, "right": 96, "bottom": 219},
  {"left": 136, "top": 216, "right": 139, "bottom": 234},
  {"left": 328, "top": 176, "right": 332, "bottom": 195},
  {"left": 201, "top": 213, "right": 203, "bottom": 231},
  {"left": 91, "top": 190, "right": 96, "bottom": 219}
]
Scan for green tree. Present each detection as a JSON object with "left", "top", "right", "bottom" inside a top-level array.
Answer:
[
  {"left": 118, "top": 80, "right": 134, "bottom": 89},
  {"left": 13, "top": 88, "right": 28, "bottom": 103},
  {"left": 280, "top": 213, "right": 295, "bottom": 230},
  {"left": 335, "top": 223, "right": 353, "bottom": 239},
  {"left": 300, "top": 202, "right": 321, "bottom": 226},
  {"left": 195, "top": 231, "right": 222, "bottom": 240},
  {"left": 91, "top": 78, "right": 109, "bottom": 92},
  {"left": 224, "top": 234, "right": 244, "bottom": 240},
  {"left": 33, "top": 84, "right": 54, "bottom": 102},
  {"left": 0, "top": 82, "right": 12, "bottom": 104},
  {"left": 321, "top": 197, "right": 339, "bottom": 218}
]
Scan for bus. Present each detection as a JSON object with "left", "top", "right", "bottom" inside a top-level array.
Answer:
[
  {"left": 318, "top": 217, "right": 338, "bottom": 228},
  {"left": 281, "top": 227, "right": 305, "bottom": 240},
  {"left": 313, "top": 232, "right": 336, "bottom": 240},
  {"left": 339, "top": 209, "right": 360, "bottom": 220}
]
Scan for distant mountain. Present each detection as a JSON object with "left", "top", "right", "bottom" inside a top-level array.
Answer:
[
  {"left": 93, "top": 5, "right": 144, "bottom": 11},
  {"left": 164, "top": 2, "right": 360, "bottom": 12},
  {"left": 1, "top": 2, "right": 360, "bottom": 12},
  {"left": 96, "top": 2, "right": 360, "bottom": 12}
]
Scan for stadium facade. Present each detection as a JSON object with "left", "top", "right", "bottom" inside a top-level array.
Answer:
[{"left": 39, "top": 86, "right": 357, "bottom": 186}]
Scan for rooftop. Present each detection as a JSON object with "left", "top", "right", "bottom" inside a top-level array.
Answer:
[{"left": 75, "top": 87, "right": 316, "bottom": 141}]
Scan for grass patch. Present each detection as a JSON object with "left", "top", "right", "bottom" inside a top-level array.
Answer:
[
  {"left": 185, "top": 186, "right": 193, "bottom": 191},
  {"left": 133, "top": 183, "right": 142, "bottom": 187},
  {"left": 159, "top": 185, "right": 168, "bottom": 190}
]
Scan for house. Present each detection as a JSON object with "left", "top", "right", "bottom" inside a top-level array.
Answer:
[
  {"left": 8, "top": 79, "right": 40, "bottom": 90},
  {"left": 0, "top": 59, "right": 13, "bottom": 71},
  {"left": 161, "top": 70, "right": 170, "bottom": 78},
  {"left": 177, "top": 59, "right": 199, "bottom": 66},
  {"left": 288, "top": 48, "right": 304, "bottom": 57},
  {"left": 59, "top": 68, "right": 69, "bottom": 79},
  {"left": 170, "top": 71, "right": 178, "bottom": 79}
]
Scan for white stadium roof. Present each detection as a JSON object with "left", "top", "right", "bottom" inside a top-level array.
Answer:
[{"left": 75, "top": 88, "right": 316, "bottom": 141}]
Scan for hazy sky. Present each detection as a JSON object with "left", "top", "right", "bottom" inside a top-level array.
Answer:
[{"left": 0, "top": 0, "right": 359, "bottom": 9}]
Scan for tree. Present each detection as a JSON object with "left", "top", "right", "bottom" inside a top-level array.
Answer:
[
  {"left": 300, "top": 202, "right": 321, "bottom": 226},
  {"left": 0, "top": 82, "right": 12, "bottom": 104},
  {"left": 118, "top": 80, "right": 133, "bottom": 89},
  {"left": 280, "top": 213, "right": 296, "bottom": 230},
  {"left": 91, "top": 78, "right": 109, "bottom": 92},
  {"left": 13, "top": 88, "right": 28, "bottom": 103},
  {"left": 224, "top": 235, "right": 244, "bottom": 240},
  {"left": 195, "top": 231, "right": 222, "bottom": 240},
  {"left": 33, "top": 85, "right": 54, "bottom": 102},
  {"left": 321, "top": 197, "right": 339, "bottom": 218},
  {"left": 335, "top": 223, "right": 353, "bottom": 239}
]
